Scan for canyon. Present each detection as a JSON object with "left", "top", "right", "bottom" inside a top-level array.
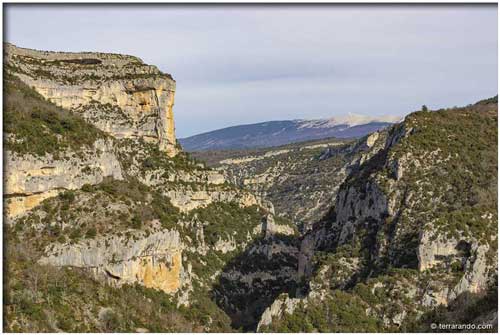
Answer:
[{"left": 3, "top": 44, "right": 498, "bottom": 333}]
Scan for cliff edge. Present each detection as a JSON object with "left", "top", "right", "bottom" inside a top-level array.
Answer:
[{"left": 4, "top": 43, "right": 178, "bottom": 156}]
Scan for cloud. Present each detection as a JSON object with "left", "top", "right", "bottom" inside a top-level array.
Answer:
[{"left": 4, "top": 4, "right": 497, "bottom": 137}]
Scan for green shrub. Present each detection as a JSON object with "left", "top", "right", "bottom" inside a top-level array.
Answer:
[
  {"left": 450, "top": 260, "right": 463, "bottom": 272},
  {"left": 69, "top": 228, "right": 82, "bottom": 241},
  {"left": 81, "top": 184, "right": 93, "bottom": 192},
  {"left": 85, "top": 227, "right": 97, "bottom": 239},
  {"left": 58, "top": 190, "right": 76, "bottom": 203},
  {"left": 99, "top": 309, "right": 121, "bottom": 332},
  {"left": 130, "top": 215, "right": 142, "bottom": 229}
]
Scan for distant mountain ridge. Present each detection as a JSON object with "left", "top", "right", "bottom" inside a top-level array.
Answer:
[{"left": 180, "top": 114, "right": 400, "bottom": 151}]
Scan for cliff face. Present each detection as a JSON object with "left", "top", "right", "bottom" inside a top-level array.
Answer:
[
  {"left": 3, "top": 43, "right": 178, "bottom": 217},
  {"left": 4, "top": 44, "right": 301, "bottom": 332},
  {"left": 193, "top": 133, "right": 387, "bottom": 231},
  {"left": 213, "top": 232, "right": 300, "bottom": 330},
  {"left": 4, "top": 138, "right": 123, "bottom": 218},
  {"left": 259, "top": 99, "right": 498, "bottom": 332},
  {"left": 4, "top": 43, "right": 177, "bottom": 156},
  {"left": 39, "top": 228, "right": 184, "bottom": 293},
  {"left": 4, "top": 43, "right": 497, "bottom": 333}
]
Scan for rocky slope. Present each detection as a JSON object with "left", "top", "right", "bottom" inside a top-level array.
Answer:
[
  {"left": 180, "top": 116, "right": 396, "bottom": 151},
  {"left": 258, "top": 97, "right": 498, "bottom": 332},
  {"left": 4, "top": 43, "right": 177, "bottom": 156},
  {"left": 3, "top": 45, "right": 296, "bottom": 332},
  {"left": 193, "top": 132, "right": 387, "bottom": 231},
  {"left": 3, "top": 43, "right": 497, "bottom": 333}
]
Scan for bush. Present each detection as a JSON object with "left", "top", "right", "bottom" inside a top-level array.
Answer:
[
  {"left": 85, "top": 227, "right": 97, "bottom": 239},
  {"left": 59, "top": 190, "right": 76, "bottom": 203},
  {"left": 142, "top": 157, "right": 156, "bottom": 168},
  {"left": 99, "top": 308, "right": 121, "bottom": 332},
  {"left": 69, "top": 228, "right": 82, "bottom": 241},
  {"left": 81, "top": 184, "right": 93, "bottom": 192},
  {"left": 130, "top": 215, "right": 142, "bottom": 229},
  {"left": 450, "top": 260, "right": 463, "bottom": 272}
]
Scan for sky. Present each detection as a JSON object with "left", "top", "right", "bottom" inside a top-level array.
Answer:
[{"left": 4, "top": 4, "right": 498, "bottom": 138}]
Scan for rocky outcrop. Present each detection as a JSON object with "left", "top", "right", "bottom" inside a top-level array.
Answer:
[
  {"left": 262, "top": 214, "right": 296, "bottom": 237},
  {"left": 39, "top": 227, "right": 186, "bottom": 294},
  {"left": 196, "top": 134, "right": 388, "bottom": 231},
  {"left": 420, "top": 239, "right": 492, "bottom": 308},
  {"left": 4, "top": 43, "right": 178, "bottom": 156},
  {"left": 417, "top": 229, "right": 466, "bottom": 272},
  {"left": 167, "top": 170, "right": 226, "bottom": 185},
  {"left": 257, "top": 293, "right": 303, "bottom": 330},
  {"left": 4, "top": 138, "right": 123, "bottom": 218},
  {"left": 214, "top": 234, "right": 300, "bottom": 331},
  {"left": 261, "top": 100, "right": 498, "bottom": 332},
  {"left": 165, "top": 188, "right": 264, "bottom": 212}
]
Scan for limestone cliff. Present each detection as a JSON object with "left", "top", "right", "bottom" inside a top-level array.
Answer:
[
  {"left": 3, "top": 44, "right": 286, "bottom": 332},
  {"left": 193, "top": 133, "right": 387, "bottom": 231},
  {"left": 4, "top": 138, "right": 123, "bottom": 218},
  {"left": 4, "top": 43, "right": 178, "bottom": 156},
  {"left": 4, "top": 43, "right": 498, "bottom": 333},
  {"left": 213, "top": 232, "right": 300, "bottom": 331},
  {"left": 259, "top": 98, "right": 498, "bottom": 332},
  {"left": 39, "top": 228, "right": 184, "bottom": 293}
]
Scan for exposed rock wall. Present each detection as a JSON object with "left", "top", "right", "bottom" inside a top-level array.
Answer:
[
  {"left": 164, "top": 188, "right": 264, "bottom": 213},
  {"left": 257, "top": 293, "right": 303, "bottom": 331},
  {"left": 214, "top": 235, "right": 300, "bottom": 331},
  {"left": 200, "top": 133, "right": 387, "bottom": 230},
  {"left": 4, "top": 138, "right": 123, "bottom": 218},
  {"left": 261, "top": 102, "right": 498, "bottom": 331},
  {"left": 4, "top": 43, "right": 178, "bottom": 156},
  {"left": 39, "top": 228, "right": 186, "bottom": 294},
  {"left": 299, "top": 121, "right": 495, "bottom": 298},
  {"left": 262, "top": 214, "right": 296, "bottom": 237}
]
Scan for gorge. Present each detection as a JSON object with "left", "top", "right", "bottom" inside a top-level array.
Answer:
[{"left": 3, "top": 44, "right": 498, "bottom": 333}]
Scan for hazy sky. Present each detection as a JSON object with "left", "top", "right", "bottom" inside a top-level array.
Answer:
[{"left": 5, "top": 4, "right": 498, "bottom": 137}]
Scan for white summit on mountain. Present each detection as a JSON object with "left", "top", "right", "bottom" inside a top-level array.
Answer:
[
  {"left": 180, "top": 113, "right": 402, "bottom": 151},
  {"left": 296, "top": 113, "right": 403, "bottom": 129}
]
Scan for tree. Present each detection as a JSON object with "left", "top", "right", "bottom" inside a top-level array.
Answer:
[
  {"left": 422, "top": 105, "right": 429, "bottom": 112},
  {"left": 131, "top": 215, "right": 142, "bottom": 229}
]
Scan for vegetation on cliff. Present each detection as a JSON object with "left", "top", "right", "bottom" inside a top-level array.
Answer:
[
  {"left": 192, "top": 137, "right": 367, "bottom": 231},
  {"left": 3, "top": 231, "right": 233, "bottom": 332},
  {"left": 4, "top": 75, "right": 106, "bottom": 156},
  {"left": 261, "top": 97, "right": 498, "bottom": 332},
  {"left": 260, "top": 291, "right": 383, "bottom": 332},
  {"left": 3, "top": 42, "right": 497, "bottom": 333}
]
